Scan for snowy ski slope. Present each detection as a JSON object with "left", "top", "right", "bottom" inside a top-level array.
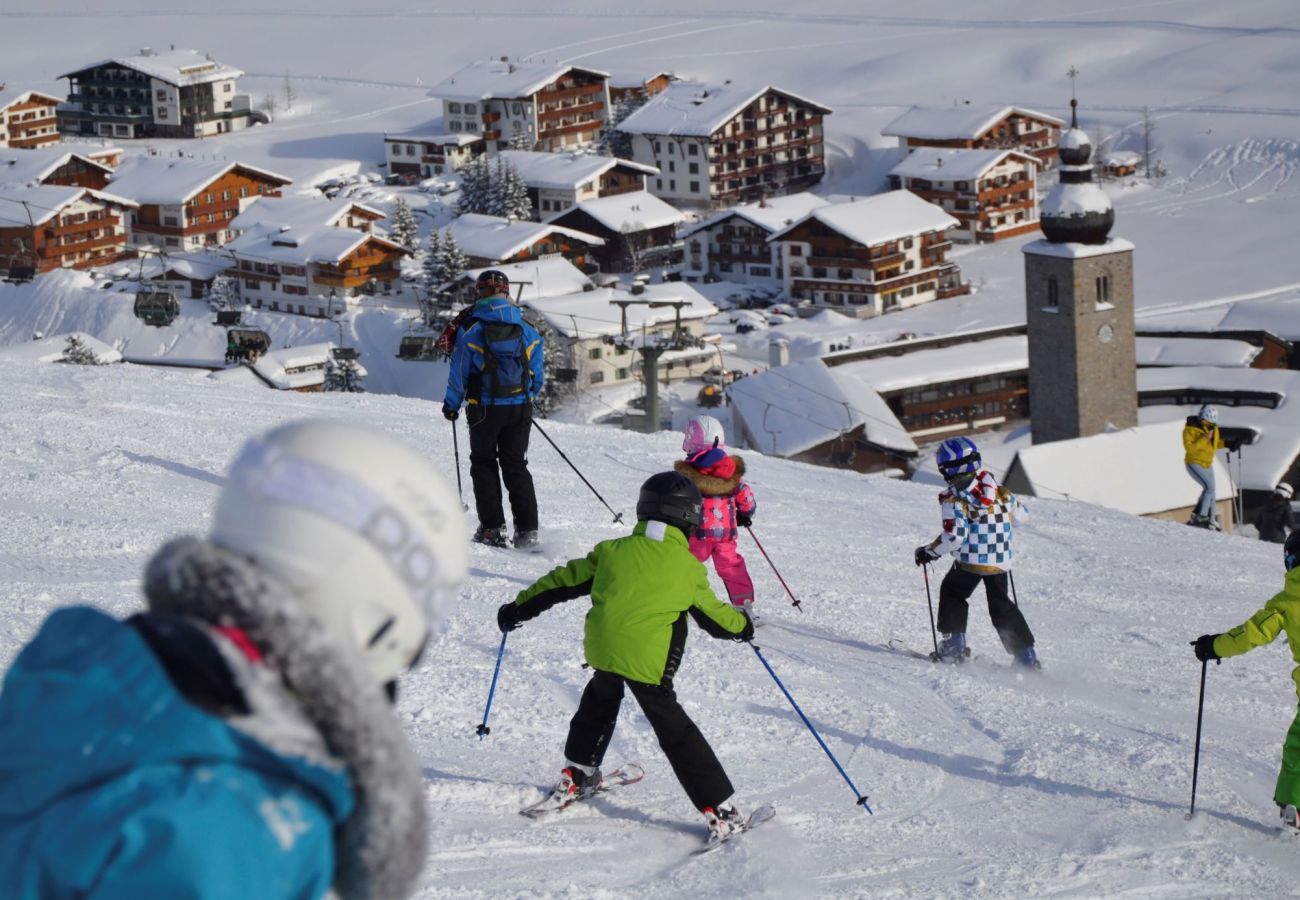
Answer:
[{"left": 1, "top": 357, "right": 1298, "bottom": 897}]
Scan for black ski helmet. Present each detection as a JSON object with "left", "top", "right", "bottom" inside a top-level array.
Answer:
[
  {"left": 476, "top": 269, "right": 510, "bottom": 298},
  {"left": 636, "top": 471, "right": 703, "bottom": 537},
  {"left": 1286, "top": 529, "right": 1300, "bottom": 573}
]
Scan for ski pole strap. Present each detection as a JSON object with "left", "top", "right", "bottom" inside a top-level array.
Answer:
[
  {"left": 476, "top": 631, "right": 509, "bottom": 740},
  {"left": 531, "top": 420, "right": 624, "bottom": 524},
  {"left": 751, "top": 644, "right": 872, "bottom": 813}
]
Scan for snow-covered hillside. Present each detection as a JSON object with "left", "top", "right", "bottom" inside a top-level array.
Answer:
[{"left": 3, "top": 357, "right": 1299, "bottom": 897}]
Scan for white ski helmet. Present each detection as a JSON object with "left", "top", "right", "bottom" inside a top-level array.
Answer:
[
  {"left": 683, "top": 415, "right": 726, "bottom": 455},
  {"left": 1278, "top": 482, "right": 1295, "bottom": 499},
  {"left": 1198, "top": 404, "right": 1219, "bottom": 425},
  {"left": 210, "top": 420, "right": 468, "bottom": 686}
]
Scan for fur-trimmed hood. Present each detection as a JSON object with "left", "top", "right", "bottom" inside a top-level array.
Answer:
[{"left": 674, "top": 455, "right": 746, "bottom": 497}]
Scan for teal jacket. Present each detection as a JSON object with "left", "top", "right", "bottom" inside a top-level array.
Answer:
[
  {"left": 0, "top": 607, "right": 353, "bottom": 900},
  {"left": 511, "top": 520, "right": 750, "bottom": 685}
]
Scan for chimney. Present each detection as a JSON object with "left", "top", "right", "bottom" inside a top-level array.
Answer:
[
  {"left": 769, "top": 338, "right": 789, "bottom": 368},
  {"left": 630, "top": 283, "right": 645, "bottom": 295},
  {"left": 140, "top": 47, "right": 153, "bottom": 57}
]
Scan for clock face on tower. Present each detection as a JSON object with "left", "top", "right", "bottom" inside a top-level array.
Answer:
[{"left": 1098, "top": 323, "right": 1114, "bottom": 344}]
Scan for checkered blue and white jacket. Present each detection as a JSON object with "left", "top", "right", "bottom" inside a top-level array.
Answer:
[{"left": 932, "top": 469, "right": 1027, "bottom": 572}]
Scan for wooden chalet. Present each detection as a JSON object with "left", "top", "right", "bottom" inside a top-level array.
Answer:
[
  {"left": 499, "top": 150, "right": 656, "bottom": 217},
  {"left": 883, "top": 105, "right": 1065, "bottom": 167},
  {"left": 0, "top": 88, "right": 62, "bottom": 149},
  {"left": 0, "top": 147, "right": 118, "bottom": 191},
  {"left": 889, "top": 148, "right": 1040, "bottom": 243},
  {"left": 384, "top": 132, "right": 484, "bottom": 178},
  {"left": 546, "top": 191, "right": 685, "bottom": 273},
  {"left": 447, "top": 213, "right": 604, "bottom": 269},
  {"left": 0, "top": 185, "right": 136, "bottom": 277},
  {"left": 608, "top": 71, "right": 674, "bottom": 104}
]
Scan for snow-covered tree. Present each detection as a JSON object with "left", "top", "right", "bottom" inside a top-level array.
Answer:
[
  {"left": 489, "top": 158, "right": 532, "bottom": 220},
  {"left": 438, "top": 230, "right": 469, "bottom": 287},
  {"left": 422, "top": 228, "right": 445, "bottom": 290},
  {"left": 455, "top": 155, "right": 492, "bottom": 216},
  {"left": 388, "top": 198, "right": 419, "bottom": 250},
  {"left": 62, "top": 335, "right": 103, "bottom": 366},
  {"left": 525, "top": 311, "right": 572, "bottom": 417},
  {"left": 597, "top": 92, "right": 647, "bottom": 159},
  {"left": 324, "top": 357, "right": 365, "bottom": 393},
  {"left": 509, "top": 123, "right": 533, "bottom": 151},
  {"left": 206, "top": 273, "right": 239, "bottom": 310}
]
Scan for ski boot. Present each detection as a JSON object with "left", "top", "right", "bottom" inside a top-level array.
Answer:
[
  {"left": 548, "top": 765, "right": 602, "bottom": 806},
  {"left": 473, "top": 525, "right": 508, "bottom": 548},
  {"left": 701, "top": 799, "right": 745, "bottom": 845},
  {"left": 1014, "top": 645, "right": 1042, "bottom": 671},
  {"left": 1281, "top": 803, "right": 1300, "bottom": 834},
  {"left": 513, "top": 530, "right": 540, "bottom": 550},
  {"left": 932, "top": 631, "right": 969, "bottom": 663}
]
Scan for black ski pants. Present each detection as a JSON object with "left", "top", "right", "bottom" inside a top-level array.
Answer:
[
  {"left": 564, "top": 668, "right": 734, "bottom": 811},
  {"left": 466, "top": 402, "right": 537, "bottom": 532},
  {"left": 936, "top": 563, "right": 1035, "bottom": 654}
]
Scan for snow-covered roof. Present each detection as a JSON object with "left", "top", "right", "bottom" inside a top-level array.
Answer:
[
  {"left": 617, "top": 81, "right": 831, "bottom": 137},
  {"left": 231, "top": 194, "right": 384, "bottom": 234},
  {"left": 161, "top": 252, "right": 233, "bottom": 282},
  {"left": 105, "top": 158, "right": 291, "bottom": 205},
  {"left": 890, "top": 148, "right": 1037, "bottom": 181},
  {"left": 226, "top": 224, "right": 402, "bottom": 266},
  {"left": 768, "top": 190, "right": 959, "bottom": 247},
  {"left": 834, "top": 335, "right": 1027, "bottom": 393},
  {"left": 680, "top": 192, "right": 831, "bottom": 239},
  {"left": 522, "top": 281, "right": 716, "bottom": 339},
  {"left": 498, "top": 151, "right": 656, "bottom": 190},
  {"left": 728, "top": 357, "right": 916, "bottom": 457},
  {"left": 461, "top": 257, "right": 593, "bottom": 302},
  {"left": 429, "top": 60, "right": 609, "bottom": 103},
  {"left": 0, "top": 185, "right": 136, "bottom": 227},
  {"left": 1040, "top": 179, "right": 1113, "bottom": 221},
  {"left": 1106, "top": 151, "right": 1143, "bottom": 166},
  {"left": 550, "top": 191, "right": 685, "bottom": 233},
  {"left": 1138, "top": 288, "right": 1300, "bottom": 343},
  {"left": 62, "top": 49, "right": 243, "bottom": 87},
  {"left": 0, "top": 88, "right": 61, "bottom": 111},
  {"left": 448, "top": 213, "right": 604, "bottom": 262},
  {"left": 0, "top": 331, "right": 121, "bottom": 365},
  {"left": 882, "top": 105, "right": 1064, "bottom": 140},
  {"left": 1135, "top": 336, "right": 1260, "bottom": 368},
  {"left": 251, "top": 342, "right": 337, "bottom": 390},
  {"left": 1007, "top": 420, "right": 1235, "bottom": 515},
  {"left": 605, "top": 68, "right": 674, "bottom": 89},
  {"left": 385, "top": 131, "right": 482, "bottom": 147},
  {"left": 1023, "top": 236, "right": 1135, "bottom": 259},
  {"left": 0, "top": 147, "right": 115, "bottom": 189}
]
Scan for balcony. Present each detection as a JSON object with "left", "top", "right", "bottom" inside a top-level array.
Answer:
[
  {"left": 539, "top": 100, "right": 603, "bottom": 124},
  {"left": 482, "top": 111, "right": 501, "bottom": 123}
]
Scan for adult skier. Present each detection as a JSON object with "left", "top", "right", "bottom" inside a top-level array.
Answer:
[
  {"left": 1183, "top": 403, "right": 1225, "bottom": 529},
  {"left": 1255, "top": 482, "right": 1296, "bottom": 544},
  {"left": 914, "top": 436, "right": 1040, "bottom": 669},
  {"left": 0, "top": 421, "right": 469, "bottom": 900},
  {"left": 442, "top": 269, "right": 545, "bottom": 549},
  {"left": 1193, "top": 530, "right": 1300, "bottom": 830},
  {"left": 674, "top": 415, "right": 759, "bottom": 615},
  {"left": 497, "top": 471, "right": 756, "bottom": 844}
]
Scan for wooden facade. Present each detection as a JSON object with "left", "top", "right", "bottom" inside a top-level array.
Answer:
[
  {"left": 609, "top": 72, "right": 673, "bottom": 104},
  {"left": 890, "top": 152, "right": 1040, "bottom": 243},
  {"left": 37, "top": 155, "right": 113, "bottom": 190},
  {"left": 461, "top": 232, "right": 596, "bottom": 271},
  {"left": 546, "top": 206, "right": 677, "bottom": 272},
  {"left": 237, "top": 235, "right": 406, "bottom": 316},
  {"left": 894, "top": 110, "right": 1063, "bottom": 168},
  {"left": 0, "top": 92, "right": 62, "bottom": 149},
  {"left": 0, "top": 191, "right": 134, "bottom": 275},
  {"left": 129, "top": 166, "right": 289, "bottom": 250}
]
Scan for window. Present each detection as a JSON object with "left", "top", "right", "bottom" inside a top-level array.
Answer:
[
  {"left": 156, "top": 90, "right": 167, "bottom": 101},
  {"left": 669, "top": 179, "right": 676, "bottom": 191},
  {"left": 616, "top": 368, "right": 630, "bottom": 380},
  {"left": 669, "top": 143, "right": 675, "bottom": 155},
  {"left": 158, "top": 108, "right": 168, "bottom": 119},
  {"left": 449, "top": 121, "right": 462, "bottom": 132},
  {"left": 222, "top": 190, "right": 230, "bottom": 201},
  {"left": 1047, "top": 275, "right": 1059, "bottom": 308},
  {"left": 163, "top": 216, "right": 178, "bottom": 227},
  {"left": 668, "top": 161, "right": 675, "bottom": 173},
  {"left": 448, "top": 102, "right": 462, "bottom": 114},
  {"left": 688, "top": 143, "right": 698, "bottom": 156},
  {"left": 406, "top": 144, "right": 416, "bottom": 156},
  {"left": 244, "top": 279, "right": 258, "bottom": 290},
  {"left": 512, "top": 102, "right": 522, "bottom": 115},
  {"left": 689, "top": 181, "right": 700, "bottom": 193},
  {"left": 1096, "top": 275, "right": 1111, "bottom": 305},
  {"left": 790, "top": 245, "right": 803, "bottom": 256},
  {"left": 224, "top": 210, "right": 234, "bottom": 219},
  {"left": 589, "top": 371, "right": 604, "bottom": 385},
  {"left": 239, "top": 186, "right": 249, "bottom": 198},
  {"left": 465, "top": 122, "right": 478, "bottom": 133},
  {"left": 689, "top": 162, "right": 699, "bottom": 174},
  {"left": 464, "top": 103, "right": 477, "bottom": 114},
  {"left": 223, "top": 83, "right": 232, "bottom": 93},
  {"left": 588, "top": 347, "right": 602, "bottom": 360},
  {"left": 656, "top": 178, "right": 662, "bottom": 190},
  {"left": 654, "top": 141, "right": 662, "bottom": 154},
  {"left": 205, "top": 193, "right": 214, "bottom": 204}
]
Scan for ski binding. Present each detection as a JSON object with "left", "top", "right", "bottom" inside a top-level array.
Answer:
[{"left": 520, "top": 763, "right": 644, "bottom": 819}]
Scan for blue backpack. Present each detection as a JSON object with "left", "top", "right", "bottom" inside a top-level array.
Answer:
[{"left": 476, "top": 321, "right": 531, "bottom": 402}]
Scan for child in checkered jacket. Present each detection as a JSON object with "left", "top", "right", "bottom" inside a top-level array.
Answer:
[{"left": 914, "top": 437, "right": 1040, "bottom": 669}]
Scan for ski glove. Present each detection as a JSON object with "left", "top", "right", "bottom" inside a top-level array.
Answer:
[
  {"left": 732, "top": 614, "right": 755, "bottom": 643},
  {"left": 498, "top": 602, "right": 523, "bottom": 633},
  {"left": 914, "top": 545, "right": 941, "bottom": 566},
  {"left": 442, "top": 404, "right": 459, "bottom": 421},
  {"left": 1192, "top": 634, "right": 1222, "bottom": 662},
  {"left": 736, "top": 512, "right": 753, "bottom": 529}
]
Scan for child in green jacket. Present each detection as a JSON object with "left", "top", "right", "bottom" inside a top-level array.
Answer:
[
  {"left": 498, "top": 471, "right": 754, "bottom": 844},
  {"left": 1194, "top": 530, "right": 1300, "bottom": 828}
]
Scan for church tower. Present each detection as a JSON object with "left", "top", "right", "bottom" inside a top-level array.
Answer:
[{"left": 1023, "top": 98, "right": 1137, "bottom": 444}]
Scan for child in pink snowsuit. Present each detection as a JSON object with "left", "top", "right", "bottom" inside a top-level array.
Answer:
[{"left": 675, "top": 417, "right": 757, "bottom": 611}]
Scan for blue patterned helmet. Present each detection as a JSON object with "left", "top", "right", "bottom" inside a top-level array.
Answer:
[{"left": 936, "top": 437, "right": 981, "bottom": 481}]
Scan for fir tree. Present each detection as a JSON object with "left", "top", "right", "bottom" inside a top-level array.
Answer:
[
  {"left": 324, "top": 357, "right": 366, "bottom": 393},
  {"left": 206, "top": 273, "right": 239, "bottom": 311},
  {"left": 62, "top": 335, "right": 103, "bottom": 366},
  {"left": 509, "top": 123, "right": 533, "bottom": 151},
  {"left": 422, "top": 228, "right": 445, "bottom": 290},
  {"left": 388, "top": 198, "right": 419, "bottom": 250},
  {"left": 597, "top": 92, "right": 646, "bottom": 159},
  {"left": 525, "top": 311, "right": 572, "bottom": 417},
  {"left": 455, "top": 155, "right": 492, "bottom": 216},
  {"left": 438, "top": 229, "right": 469, "bottom": 287},
  {"left": 491, "top": 158, "right": 532, "bottom": 220}
]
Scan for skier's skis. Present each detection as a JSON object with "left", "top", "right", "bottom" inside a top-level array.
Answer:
[
  {"left": 693, "top": 804, "right": 777, "bottom": 855},
  {"left": 887, "top": 638, "right": 973, "bottom": 664},
  {"left": 519, "top": 763, "right": 644, "bottom": 819}
]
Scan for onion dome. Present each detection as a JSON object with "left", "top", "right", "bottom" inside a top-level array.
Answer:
[{"left": 1040, "top": 98, "right": 1114, "bottom": 244}]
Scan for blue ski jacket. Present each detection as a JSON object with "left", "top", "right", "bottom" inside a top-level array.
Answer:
[
  {"left": 0, "top": 606, "right": 353, "bottom": 900},
  {"left": 443, "top": 296, "right": 544, "bottom": 410}
]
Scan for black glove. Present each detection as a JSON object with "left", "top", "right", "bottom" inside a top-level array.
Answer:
[
  {"left": 442, "top": 404, "right": 459, "bottom": 421},
  {"left": 1191, "top": 634, "right": 1221, "bottom": 662},
  {"left": 736, "top": 512, "right": 753, "bottom": 529},
  {"left": 497, "top": 602, "right": 522, "bottom": 633},
  {"left": 914, "top": 545, "right": 940, "bottom": 566},
  {"left": 732, "top": 614, "right": 755, "bottom": 643}
]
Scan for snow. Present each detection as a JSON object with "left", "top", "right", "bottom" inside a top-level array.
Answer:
[
  {"left": 462, "top": 257, "right": 593, "bottom": 302},
  {"left": 1136, "top": 336, "right": 1259, "bottom": 368},
  {"left": 231, "top": 194, "right": 383, "bottom": 233},
  {"left": 523, "top": 281, "right": 716, "bottom": 339},
  {"left": 881, "top": 105, "right": 1064, "bottom": 141},
  {"left": 680, "top": 192, "right": 831, "bottom": 239},
  {"left": 0, "top": 147, "right": 114, "bottom": 189},
  {"left": 60, "top": 49, "right": 243, "bottom": 87},
  {"left": 727, "top": 356, "right": 915, "bottom": 456},
  {"left": 0, "top": 331, "right": 121, "bottom": 364},
  {"left": 447, "top": 213, "right": 605, "bottom": 262},
  {"left": 835, "top": 335, "right": 1027, "bottom": 393},
  {"left": 105, "top": 157, "right": 292, "bottom": 205},
  {"left": 1007, "top": 420, "right": 1235, "bottom": 515},
  {"left": 616, "top": 80, "right": 830, "bottom": 138},
  {"left": 1139, "top": 287, "right": 1300, "bottom": 343},
  {"left": 225, "top": 224, "right": 390, "bottom": 266},
  {"left": 769, "top": 191, "right": 959, "bottom": 248},
  {"left": 0, "top": 87, "right": 60, "bottom": 110},
  {"left": 1040, "top": 180, "right": 1115, "bottom": 219},
  {"left": 1060, "top": 127, "right": 1091, "bottom": 152},
  {"left": 550, "top": 190, "right": 686, "bottom": 232},
  {"left": 889, "top": 148, "right": 1036, "bottom": 182},
  {"left": 0, "top": 184, "right": 136, "bottom": 226},
  {"left": 429, "top": 60, "right": 609, "bottom": 103},
  {"left": 250, "top": 342, "right": 333, "bottom": 390},
  {"left": 1023, "top": 236, "right": 1135, "bottom": 259},
  {"left": 497, "top": 150, "right": 657, "bottom": 190}
]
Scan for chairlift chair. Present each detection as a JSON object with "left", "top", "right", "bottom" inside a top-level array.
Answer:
[
  {"left": 397, "top": 334, "right": 439, "bottom": 361},
  {"left": 225, "top": 327, "right": 271, "bottom": 363},
  {"left": 133, "top": 288, "right": 179, "bottom": 327},
  {"left": 213, "top": 310, "right": 242, "bottom": 326},
  {"left": 331, "top": 346, "right": 360, "bottom": 362}
]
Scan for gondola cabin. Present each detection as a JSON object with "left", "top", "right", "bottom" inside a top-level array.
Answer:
[
  {"left": 397, "top": 334, "right": 438, "bottom": 361},
  {"left": 226, "top": 327, "right": 271, "bottom": 363},
  {"left": 134, "top": 289, "right": 179, "bottom": 327}
]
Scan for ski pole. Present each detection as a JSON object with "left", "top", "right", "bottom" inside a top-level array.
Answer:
[
  {"left": 1187, "top": 656, "right": 1209, "bottom": 819},
  {"left": 476, "top": 631, "right": 508, "bottom": 740},
  {"left": 922, "top": 564, "right": 940, "bottom": 660},
  {"left": 1009, "top": 570, "right": 1020, "bottom": 609},
  {"left": 531, "top": 419, "right": 624, "bottom": 524},
  {"left": 751, "top": 643, "right": 871, "bottom": 812},
  {"left": 745, "top": 526, "right": 802, "bottom": 612},
  {"left": 450, "top": 418, "right": 467, "bottom": 511}
]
